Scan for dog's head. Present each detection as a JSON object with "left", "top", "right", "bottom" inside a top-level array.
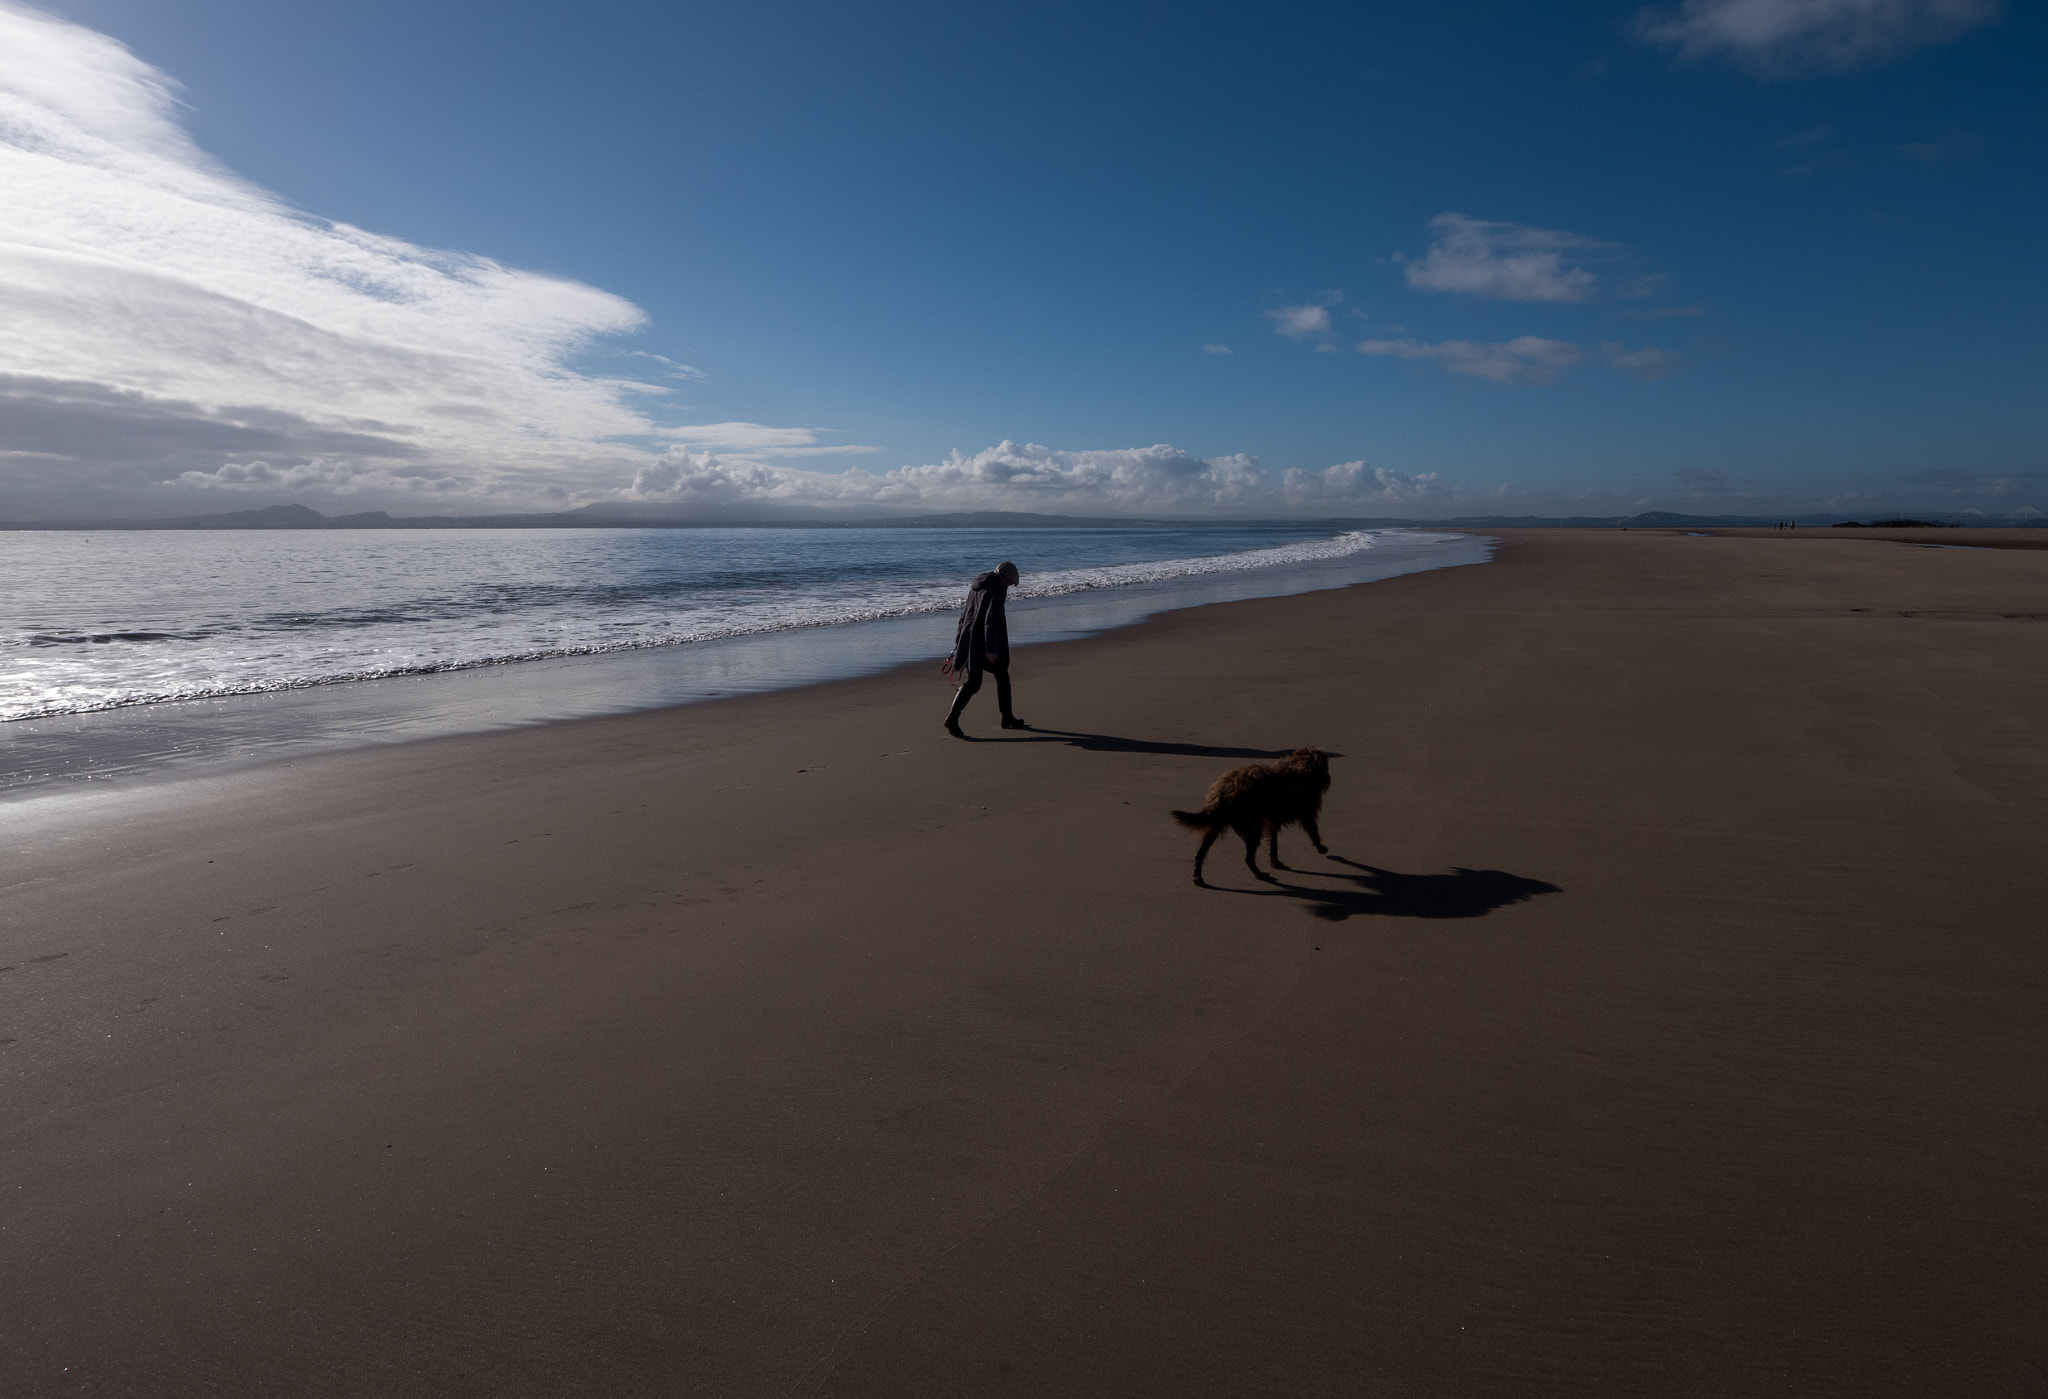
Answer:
[{"left": 1291, "top": 746, "right": 1330, "bottom": 782}]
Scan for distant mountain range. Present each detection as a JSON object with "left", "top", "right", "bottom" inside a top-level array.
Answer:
[{"left": 1, "top": 503, "right": 2040, "bottom": 531}]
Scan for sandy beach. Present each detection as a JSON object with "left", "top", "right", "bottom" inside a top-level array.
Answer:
[{"left": 4, "top": 527, "right": 2044, "bottom": 1397}]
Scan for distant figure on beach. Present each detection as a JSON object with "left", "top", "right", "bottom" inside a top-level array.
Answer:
[{"left": 943, "top": 561, "right": 1024, "bottom": 736}]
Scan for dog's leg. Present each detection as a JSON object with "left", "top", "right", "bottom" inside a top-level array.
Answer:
[
  {"left": 1192, "top": 828, "right": 1221, "bottom": 886},
  {"left": 1302, "top": 813, "right": 1327, "bottom": 855},
  {"left": 1239, "top": 824, "right": 1274, "bottom": 882},
  {"left": 1266, "top": 821, "right": 1289, "bottom": 871}
]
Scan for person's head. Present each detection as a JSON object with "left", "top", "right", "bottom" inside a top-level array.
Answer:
[{"left": 996, "top": 561, "right": 1019, "bottom": 587}]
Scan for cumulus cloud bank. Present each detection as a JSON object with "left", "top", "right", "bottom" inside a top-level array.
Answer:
[
  {"left": 1635, "top": 0, "right": 2001, "bottom": 74},
  {"left": 621, "top": 441, "right": 1463, "bottom": 516}
]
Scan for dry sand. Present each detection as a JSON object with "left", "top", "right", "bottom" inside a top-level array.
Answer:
[
  {"left": 3, "top": 528, "right": 2044, "bottom": 1397},
  {"left": 1709, "top": 525, "right": 2048, "bottom": 550}
]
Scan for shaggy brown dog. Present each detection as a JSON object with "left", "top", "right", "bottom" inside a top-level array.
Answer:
[{"left": 1171, "top": 747, "right": 1332, "bottom": 886}]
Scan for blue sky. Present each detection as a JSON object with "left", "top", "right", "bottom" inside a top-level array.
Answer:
[{"left": 2, "top": 0, "right": 2041, "bottom": 518}]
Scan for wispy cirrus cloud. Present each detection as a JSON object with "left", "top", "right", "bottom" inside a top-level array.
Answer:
[
  {"left": 1894, "top": 130, "right": 1984, "bottom": 160},
  {"left": 1399, "top": 213, "right": 1616, "bottom": 303},
  {"left": 1602, "top": 342, "right": 1687, "bottom": 380},
  {"left": 0, "top": 1, "right": 723, "bottom": 515},
  {"left": 657, "top": 421, "right": 878, "bottom": 456},
  {"left": 1356, "top": 335, "right": 1585, "bottom": 385},
  {"left": 627, "top": 351, "right": 707, "bottom": 381},
  {"left": 1635, "top": 0, "right": 2001, "bottom": 76}
]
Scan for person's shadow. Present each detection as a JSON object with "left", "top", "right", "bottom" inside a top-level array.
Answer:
[
  {"left": 1221, "top": 855, "right": 1560, "bottom": 921},
  {"left": 986, "top": 727, "right": 1313, "bottom": 761}
]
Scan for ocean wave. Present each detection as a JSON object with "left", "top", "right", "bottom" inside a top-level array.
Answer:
[
  {"left": 0, "top": 529, "right": 1401, "bottom": 721},
  {"left": 1016, "top": 529, "right": 1381, "bottom": 597}
]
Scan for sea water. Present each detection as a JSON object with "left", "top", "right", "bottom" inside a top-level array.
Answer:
[{"left": 0, "top": 525, "right": 1489, "bottom": 793}]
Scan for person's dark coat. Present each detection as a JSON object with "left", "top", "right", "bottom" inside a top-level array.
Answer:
[{"left": 947, "top": 570, "right": 1011, "bottom": 675}]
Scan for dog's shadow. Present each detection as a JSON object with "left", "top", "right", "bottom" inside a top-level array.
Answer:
[
  {"left": 1221, "top": 855, "right": 1560, "bottom": 921},
  {"left": 996, "top": 728, "right": 1327, "bottom": 761}
]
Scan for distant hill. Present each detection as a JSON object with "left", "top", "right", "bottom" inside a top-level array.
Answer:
[{"left": 2, "top": 503, "right": 2040, "bottom": 531}]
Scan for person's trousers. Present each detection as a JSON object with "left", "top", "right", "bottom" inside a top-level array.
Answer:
[{"left": 947, "top": 662, "right": 1013, "bottom": 723}]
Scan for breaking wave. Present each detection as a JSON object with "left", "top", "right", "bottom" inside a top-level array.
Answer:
[{"left": 1, "top": 527, "right": 1404, "bottom": 721}]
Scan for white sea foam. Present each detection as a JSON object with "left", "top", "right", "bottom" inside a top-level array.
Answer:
[
  {"left": 1016, "top": 530, "right": 1381, "bottom": 597},
  {"left": 0, "top": 527, "right": 1403, "bottom": 721}
]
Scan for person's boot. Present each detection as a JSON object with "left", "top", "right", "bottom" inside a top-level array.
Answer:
[
  {"left": 1000, "top": 714, "right": 1028, "bottom": 730},
  {"left": 944, "top": 695, "right": 968, "bottom": 737}
]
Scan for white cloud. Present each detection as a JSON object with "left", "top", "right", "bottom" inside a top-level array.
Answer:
[
  {"left": 161, "top": 435, "right": 1478, "bottom": 518},
  {"left": 1893, "top": 131, "right": 1983, "bottom": 161},
  {"left": 614, "top": 441, "right": 1473, "bottom": 517},
  {"left": 1635, "top": 0, "right": 2001, "bottom": 75},
  {"left": 626, "top": 442, "right": 1274, "bottom": 514},
  {"left": 171, "top": 457, "right": 466, "bottom": 496},
  {"left": 627, "top": 351, "right": 707, "bottom": 381},
  {"left": 0, "top": 1, "right": 707, "bottom": 512},
  {"left": 1356, "top": 335, "right": 1585, "bottom": 385},
  {"left": 660, "top": 422, "right": 855, "bottom": 453},
  {"left": 1278, "top": 460, "right": 1456, "bottom": 508},
  {"left": 1202, "top": 343, "right": 1232, "bottom": 355},
  {"left": 1266, "top": 303, "right": 1335, "bottom": 340},
  {"left": 1601, "top": 342, "right": 1686, "bottom": 380},
  {"left": 1402, "top": 213, "right": 1610, "bottom": 303}
]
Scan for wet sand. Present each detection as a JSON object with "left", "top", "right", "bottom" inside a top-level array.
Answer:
[{"left": 4, "top": 528, "right": 2045, "bottom": 1396}]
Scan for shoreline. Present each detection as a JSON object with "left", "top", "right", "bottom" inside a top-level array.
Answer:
[
  {"left": 5, "top": 528, "right": 2044, "bottom": 1396},
  {"left": 1, "top": 528, "right": 1489, "bottom": 801}
]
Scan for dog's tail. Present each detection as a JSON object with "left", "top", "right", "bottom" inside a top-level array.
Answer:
[{"left": 1171, "top": 808, "right": 1221, "bottom": 831}]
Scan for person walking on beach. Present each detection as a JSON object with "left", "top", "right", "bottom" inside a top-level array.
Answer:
[{"left": 943, "top": 560, "right": 1025, "bottom": 736}]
